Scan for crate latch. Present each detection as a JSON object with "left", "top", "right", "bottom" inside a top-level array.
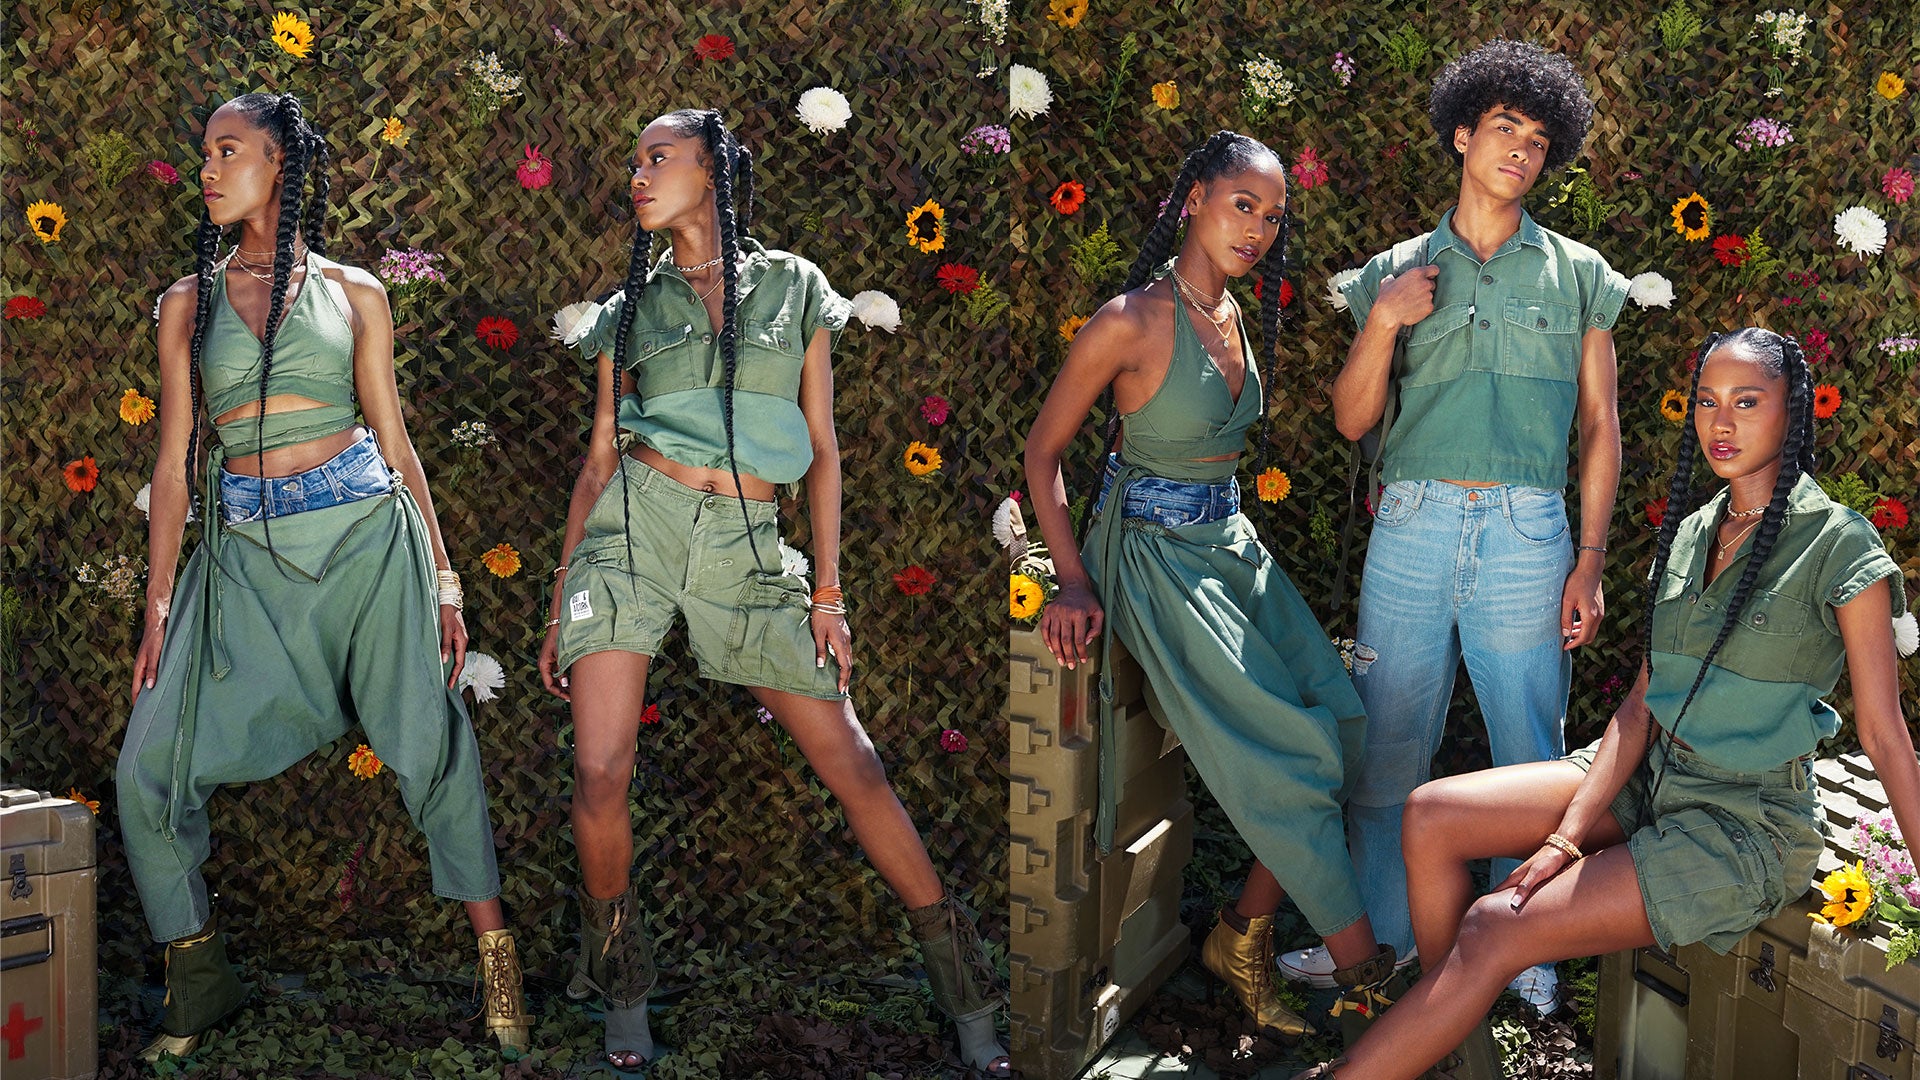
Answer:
[
  {"left": 1878, "top": 1005, "right": 1903, "bottom": 1062},
  {"left": 1748, "top": 941, "right": 1776, "bottom": 993},
  {"left": 6, "top": 854, "right": 27, "bottom": 900}
]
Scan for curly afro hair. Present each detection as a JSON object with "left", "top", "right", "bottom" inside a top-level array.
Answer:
[{"left": 1429, "top": 39, "right": 1594, "bottom": 174}]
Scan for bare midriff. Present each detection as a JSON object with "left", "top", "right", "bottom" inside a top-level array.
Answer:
[
  {"left": 214, "top": 395, "right": 363, "bottom": 477},
  {"left": 629, "top": 443, "right": 777, "bottom": 502}
]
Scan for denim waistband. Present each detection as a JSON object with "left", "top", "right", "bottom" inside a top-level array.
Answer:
[
  {"left": 1094, "top": 454, "right": 1241, "bottom": 526},
  {"left": 1382, "top": 479, "right": 1561, "bottom": 510},
  {"left": 219, "top": 428, "right": 392, "bottom": 525}
]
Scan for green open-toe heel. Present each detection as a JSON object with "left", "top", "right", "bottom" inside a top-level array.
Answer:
[
  {"left": 908, "top": 894, "right": 1011, "bottom": 1077},
  {"left": 575, "top": 882, "right": 659, "bottom": 1074}
]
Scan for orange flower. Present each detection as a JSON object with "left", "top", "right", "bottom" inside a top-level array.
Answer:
[
  {"left": 1058, "top": 314, "right": 1089, "bottom": 343},
  {"left": 62, "top": 455, "right": 99, "bottom": 492},
  {"left": 65, "top": 788, "right": 100, "bottom": 815},
  {"left": 120, "top": 389, "right": 157, "bottom": 426},
  {"left": 347, "top": 744, "right": 383, "bottom": 779},
  {"left": 480, "top": 542, "right": 522, "bottom": 578},
  {"left": 1813, "top": 383, "right": 1841, "bottom": 419},
  {"left": 1050, "top": 180, "right": 1087, "bottom": 215},
  {"left": 1255, "top": 467, "right": 1291, "bottom": 503},
  {"left": 1151, "top": 81, "right": 1180, "bottom": 110}
]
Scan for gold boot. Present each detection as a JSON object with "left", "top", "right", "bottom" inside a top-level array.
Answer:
[
  {"left": 477, "top": 929, "right": 532, "bottom": 1052},
  {"left": 1199, "top": 909, "right": 1314, "bottom": 1039}
]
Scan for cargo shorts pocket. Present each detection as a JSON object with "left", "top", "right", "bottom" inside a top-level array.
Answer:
[
  {"left": 1632, "top": 805, "right": 1774, "bottom": 950},
  {"left": 721, "top": 572, "right": 815, "bottom": 681}
]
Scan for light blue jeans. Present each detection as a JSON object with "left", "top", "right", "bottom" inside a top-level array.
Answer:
[{"left": 1347, "top": 480, "right": 1574, "bottom": 956}]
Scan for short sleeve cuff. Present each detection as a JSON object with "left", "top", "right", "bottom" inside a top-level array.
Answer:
[
  {"left": 1341, "top": 273, "right": 1377, "bottom": 332},
  {"left": 1819, "top": 527, "right": 1907, "bottom": 635},
  {"left": 572, "top": 294, "right": 624, "bottom": 361},
  {"left": 1586, "top": 267, "right": 1630, "bottom": 332}
]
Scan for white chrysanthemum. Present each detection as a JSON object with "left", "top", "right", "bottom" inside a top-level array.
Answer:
[
  {"left": 1895, "top": 612, "right": 1918, "bottom": 658},
  {"left": 778, "top": 539, "right": 809, "bottom": 580},
  {"left": 134, "top": 482, "right": 194, "bottom": 522},
  {"left": 1627, "top": 271, "right": 1676, "bottom": 309},
  {"left": 550, "top": 300, "right": 599, "bottom": 344},
  {"left": 1325, "top": 268, "right": 1363, "bottom": 312},
  {"left": 1009, "top": 64, "right": 1052, "bottom": 119},
  {"left": 849, "top": 290, "right": 901, "bottom": 332},
  {"left": 1834, "top": 205, "right": 1888, "bottom": 256},
  {"left": 796, "top": 87, "right": 852, "bottom": 135},
  {"left": 992, "top": 494, "right": 1029, "bottom": 560},
  {"left": 457, "top": 651, "right": 507, "bottom": 703}
]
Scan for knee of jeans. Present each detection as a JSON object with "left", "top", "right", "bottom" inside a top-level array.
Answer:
[{"left": 1349, "top": 735, "right": 1431, "bottom": 808}]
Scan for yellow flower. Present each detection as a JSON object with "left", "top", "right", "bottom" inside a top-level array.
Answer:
[
  {"left": 1659, "top": 389, "right": 1688, "bottom": 424},
  {"left": 1151, "top": 81, "right": 1180, "bottom": 110},
  {"left": 270, "top": 11, "right": 314, "bottom": 58},
  {"left": 1670, "top": 192, "right": 1710, "bottom": 242},
  {"left": 379, "top": 116, "right": 409, "bottom": 147},
  {"left": 905, "top": 199, "right": 946, "bottom": 254},
  {"left": 347, "top": 744, "right": 384, "bottom": 779},
  {"left": 25, "top": 199, "right": 67, "bottom": 244},
  {"left": 1876, "top": 72, "right": 1906, "bottom": 100},
  {"left": 1058, "top": 314, "right": 1090, "bottom": 343},
  {"left": 1255, "top": 467, "right": 1291, "bottom": 503},
  {"left": 119, "top": 389, "right": 157, "bottom": 426},
  {"left": 64, "top": 788, "right": 99, "bottom": 815},
  {"left": 480, "top": 542, "right": 521, "bottom": 578},
  {"left": 1808, "top": 860, "right": 1873, "bottom": 927},
  {"left": 1010, "top": 573, "right": 1045, "bottom": 620},
  {"left": 1047, "top": 0, "right": 1088, "bottom": 28},
  {"left": 904, "top": 440, "right": 943, "bottom": 477}
]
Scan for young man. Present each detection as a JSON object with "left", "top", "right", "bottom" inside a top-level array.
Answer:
[{"left": 1280, "top": 39, "right": 1628, "bottom": 1014}]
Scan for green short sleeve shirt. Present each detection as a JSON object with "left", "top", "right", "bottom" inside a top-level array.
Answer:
[
  {"left": 1340, "top": 209, "right": 1629, "bottom": 489},
  {"left": 573, "top": 239, "right": 852, "bottom": 484},
  {"left": 1648, "top": 474, "right": 1909, "bottom": 771}
]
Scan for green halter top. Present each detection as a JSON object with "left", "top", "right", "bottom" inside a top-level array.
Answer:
[{"left": 202, "top": 251, "right": 359, "bottom": 456}]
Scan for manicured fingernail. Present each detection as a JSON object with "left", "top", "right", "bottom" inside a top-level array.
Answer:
[
  {"left": 561, "top": 678, "right": 568, "bottom": 688},
  {"left": 817, "top": 657, "right": 825, "bottom": 668},
  {"left": 1510, "top": 896, "right": 1523, "bottom": 911}
]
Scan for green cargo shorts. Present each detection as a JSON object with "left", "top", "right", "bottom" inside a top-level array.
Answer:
[
  {"left": 1566, "top": 737, "right": 1824, "bottom": 953},
  {"left": 556, "top": 457, "right": 846, "bottom": 701}
]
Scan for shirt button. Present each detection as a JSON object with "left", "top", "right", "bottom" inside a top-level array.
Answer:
[
  {"left": 1753, "top": 613, "right": 1767, "bottom": 626},
  {"left": 702, "top": 333, "right": 714, "bottom": 344},
  {"left": 1481, "top": 275, "right": 1494, "bottom": 285},
  {"left": 1687, "top": 592, "right": 1699, "bottom": 604},
  {"left": 1478, "top": 319, "right": 1490, "bottom": 330},
  {"left": 1536, "top": 317, "right": 1549, "bottom": 329}
]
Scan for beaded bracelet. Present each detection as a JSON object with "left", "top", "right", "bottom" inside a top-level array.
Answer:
[
  {"left": 1543, "top": 833, "right": 1584, "bottom": 862},
  {"left": 435, "top": 568, "right": 464, "bottom": 610}
]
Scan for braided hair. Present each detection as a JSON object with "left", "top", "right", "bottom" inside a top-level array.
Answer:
[
  {"left": 1643, "top": 327, "right": 1816, "bottom": 735},
  {"left": 605, "top": 109, "right": 765, "bottom": 569},
  {"left": 1085, "top": 131, "right": 1289, "bottom": 517}
]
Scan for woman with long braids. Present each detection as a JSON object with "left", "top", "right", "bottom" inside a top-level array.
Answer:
[
  {"left": 1023, "top": 131, "right": 1398, "bottom": 1042},
  {"left": 537, "top": 108, "right": 1008, "bottom": 1076},
  {"left": 1294, "top": 327, "right": 1919, "bottom": 1079},
  {"left": 115, "top": 92, "right": 528, "bottom": 1060}
]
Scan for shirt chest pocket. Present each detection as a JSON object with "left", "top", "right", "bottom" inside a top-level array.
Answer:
[
  {"left": 1497, "top": 295, "right": 1581, "bottom": 382},
  {"left": 730, "top": 319, "right": 806, "bottom": 400},
  {"left": 1399, "top": 302, "right": 1473, "bottom": 390},
  {"left": 1712, "top": 588, "right": 1820, "bottom": 681},
  {"left": 628, "top": 324, "right": 702, "bottom": 394}
]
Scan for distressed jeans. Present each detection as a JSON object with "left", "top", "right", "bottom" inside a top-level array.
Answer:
[{"left": 1346, "top": 480, "right": 1574, "bottom": 956}]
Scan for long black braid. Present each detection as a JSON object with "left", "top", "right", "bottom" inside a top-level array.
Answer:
[
  {"left": 182, "top": 213, "right": 223, "bottom": 515},
  {"left": 1646, "top": 327, "right": 1816, "bottom": 737},
  {"left": 1249, "top": 209, "right": 1291, "bottom": 467}
]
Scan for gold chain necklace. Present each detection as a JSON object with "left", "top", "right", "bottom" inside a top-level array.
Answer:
[
  {"left": 1169, "top": 270, "right": 1234, "bottom": 341},
  {"left": 1712, "top": 514, "right": 1763, "bottom": 560}
]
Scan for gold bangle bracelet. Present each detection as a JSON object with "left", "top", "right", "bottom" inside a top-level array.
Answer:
[{"left": 1544, "top": 833, "right": 1584, "bottom": 862}]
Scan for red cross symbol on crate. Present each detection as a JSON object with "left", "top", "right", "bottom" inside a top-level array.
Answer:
[{"left": 2, "top": 1002, "right": 43, "bottom": 1060}]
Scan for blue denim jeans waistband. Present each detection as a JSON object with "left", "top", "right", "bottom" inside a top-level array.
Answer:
[
  {"left": 1094, "top": 454, "right": 1241, "bottom": 526},
  {"left": 220, "top": 429, "right": 392, "bottom": 525}
]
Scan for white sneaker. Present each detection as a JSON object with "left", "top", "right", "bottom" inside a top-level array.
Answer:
[
  {"left": 1507, "top": 963, "right": 1559, "bottom": 1016},
  {"left": 1276, "top": 944, "right": 1417, "bottom": 989}
]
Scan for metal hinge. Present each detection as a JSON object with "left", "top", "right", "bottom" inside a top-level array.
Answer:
[
  {"left": 1878, "top": 1005, "right": 1903, "bottom": 1062},
  {"left": 1748, "top": 941, "right": 1777, "bottom": 993}
]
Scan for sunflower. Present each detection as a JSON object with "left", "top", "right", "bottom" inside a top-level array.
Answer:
[
  {"left": 1659, "top": 389, "right": 1688, "bottom": 424},
  {"left": 903, "top": 440, "right": 943, "bottom": 477},
  {"left": 1047, "top": 0, "right": 1088, "bottom": 28},
  {"left": 1809, "top": 860, "right": 1873, "bottom": 927},
  {"left": 347, "top": 744, "right": 384, "bottom": 779},
  {"left": 1151, "top": 81, "right": 1180, "bottom": 110},
  {"left": 1058, "top": 314, "right": 1089, "bottom": 343},
  {"left": 480, "top": 542, "right": 522, "bottom": 577},
  {"left": 119, "top": 389, "right": 157, "bottom": 426},
  {"left": 1876, "top": 72, "right": 1907, "bottom": 100},
  {"left": 25, "top": 199, "right": 67, "bottom": 244},
  {"left": 270, "top": 11, "right": 314, "bottom": 58},
  {"left": 1670, "top": 192, "right": 1710, "bottom": 241},
  {"left": 1813, "top": 383, "right": 1841, "bottom": 419},
  {"left": 1010, "top": 573, "right": 1045, "bottom": 620},
  {"left": 1255, "top": 467, "right": 1291, "bottom": 503},
  {"left": 64, "top": 788, "right": 100, "bottom": 815},
  {"left": 905, "top": 199, "right": 946, "bottom": 254},
  {"left": 62, "top": 455, "right": 99, "bottom": 493}
]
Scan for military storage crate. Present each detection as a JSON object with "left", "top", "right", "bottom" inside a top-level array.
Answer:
[
  {"left": 0, "top": 787, "right": 98, "bottom": 1080},
  {"left": 1596, "top": 753, "right": 1919, "bottom": 1080},
  {"left": 1008, "top": 627, "right": 1192, "bottom": 1080}
]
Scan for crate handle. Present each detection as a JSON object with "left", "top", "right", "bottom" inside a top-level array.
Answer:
[
  {"left": 1849, "top": 1063, "right": 1894, "bottom": 1080},
  {"left": 0, "top": 913, "right": 51, "bottom": 972},
  {"left": 1632, "top": 968, "right": 1688, "bottom": 1008}
]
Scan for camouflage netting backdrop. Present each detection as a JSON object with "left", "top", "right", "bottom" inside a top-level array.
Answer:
[{"left": 1, "top": 0, "right": 1012, "bottom": 1023}]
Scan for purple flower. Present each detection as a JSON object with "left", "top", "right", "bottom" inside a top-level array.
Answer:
[
  {"left": 959, "top": 124, "right": 1011, "bottom": 155},
  {"left": 1331, "top": 51, "right": 1355, "bottom": 86},
  {"left": 1734, "top": 117, "right": 1794, "bottom": 152},
  {"left": 939, "top": 728, "right": 967, "bottom": 753}
]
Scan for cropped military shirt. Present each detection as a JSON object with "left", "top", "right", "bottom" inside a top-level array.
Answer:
[
  {"left": 202, "top": 250, "right": 360, "bottom": 456},
  {"left": 573, "top": 240, "right": 852, "bottom": 485},
  {"left": 1649, "top": 474, "right": 1907, "bottom": 771},
  {"left": 1341, "top": 209, "right": 1628, "bottom": 490}
]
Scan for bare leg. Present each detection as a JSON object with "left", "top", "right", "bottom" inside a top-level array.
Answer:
[
  {"left": 750, "top": 687, "right": 944, "bottom": 908},
  {"left": 465, "top": 898, "right": 506, "bottom": 934},
  {"left": 1236, "top": 863, "right": 1381, "bottom": 969},
  {"left": 568, "top": 651, "right": 654, "bottom": 900}
]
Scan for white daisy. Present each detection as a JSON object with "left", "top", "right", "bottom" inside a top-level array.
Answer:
[
  {"left": 1833, "top": 205, "right": 1888, "bottom": 256},
  {"left": 1009, "top": 64, "right": 1052, "bottom": 119},
  {"left": 778, "top": 540, "right": 809, "bottom": 580},
  {"left": 1325, "top": 268, "right": 1363, "bottom": 312},
  {"left": 550, "top": 300, "right": 600, "bottom": 344},
  {"left": 1627, "top": 271, "right": 1676, "bottom": 309},
  {"left": 457, "top": 651, "right": 507, "bottom": 703},
  {"left": 849, "top": 290, "right": 902, "bottom": 332},
  {"left": 1895, "top": 612, "right": 1918, "bottom": 658},
  {"left": 796, "top": 87, "right": 852, "bottom": 135}
]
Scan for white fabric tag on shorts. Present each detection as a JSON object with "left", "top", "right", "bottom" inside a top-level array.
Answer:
[{"left": 569, "top": 589, "right": 593, "bottom": 621}]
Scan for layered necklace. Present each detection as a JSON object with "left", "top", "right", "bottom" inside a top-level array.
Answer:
[
  {"left": 226, "top": 241, "right": 307, "bottom": 285},
  {"left": 1169, "top": 260, "right": 1235, "bottom": 343},
  {"left": 1711, "top": 501, "right": 1768, "bottom": 563}
]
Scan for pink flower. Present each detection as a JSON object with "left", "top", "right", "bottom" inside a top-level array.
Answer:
[
  {"left": 939, "top": 729, "right": 968, "bottom": 753},
  {"left": 920, "top": 394, "right": 950, "bottom": 425},
  {"left": 1884, "top": 167, "right": 1915, "bottom": 205},
  {"left": 516, "top": 144, "right": 553, "bottom": 190},
  {"left": 1291, "top": 146, "right": 1329, "bottom": 190},
  {"left": 145, "top": 160, "right": 180, "bottom": 185}
]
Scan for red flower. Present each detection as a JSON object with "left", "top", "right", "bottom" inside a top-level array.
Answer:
[
  {"left": 640, "top": 703, "right": 661, "bottom": 725},
  {"left": 1291, "top": 147, "right": 1329, "bottom": 190},
  {"left": 63, "top": 455, "right": 99, "bottom": 493},
  {"left": 1050, "top": 180, "right": 1086, "bottom": 215},
  {"left": 935, "top": 263, "right": 980, "bottom": 295},
  {"left": 145, "top": 161, "right": 180, "bottom": 185},
  {"left": 1812, "top": 383, "right": 1841, "bottom": 419},
  {"left": 694, "top": 33, "right": 735, "bottom": 61},
  {"left": 1711, "top": 234, "right": 1749, "bottom": 267},
  {"left": 5, "top": 296, "right": 46, "bottom": 319},
  {"left": 1802, "top": 328, "right": 1832, "bottom": 365},
  {"left": 938, "top": 728, "right": 968, "bottom": 753},
  {"left": 1645, "top": 496, "right": 1668, "bottom": 529},
  {"left": 476, "top": 316, "right": 519, "bottom": 350},
  {"left": 1253, "top": 278, "right": 1293, "bottom": 306},
  {"left": 1871, "top": 497, "right": 1909, "bottom": 531},
  {"left": 920, "top": 394, "right": 950, "bottom": 425},
  {"left": 516, "top": 144, "right": 553, "bottom": 190},
  {"left": 892, "top": 565, "right": 936, "bottom": 596},
  {"left": 1884, "top": 167, "right": 1915, "bottom": 206}
]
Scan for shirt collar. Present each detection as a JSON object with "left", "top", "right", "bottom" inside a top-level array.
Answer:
[
  {"left": 1430, "top": 206, "right": 1548, "bottom": 263},
  {"left": 651, "top": 236, "right": 771, "bottom": 299}
]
